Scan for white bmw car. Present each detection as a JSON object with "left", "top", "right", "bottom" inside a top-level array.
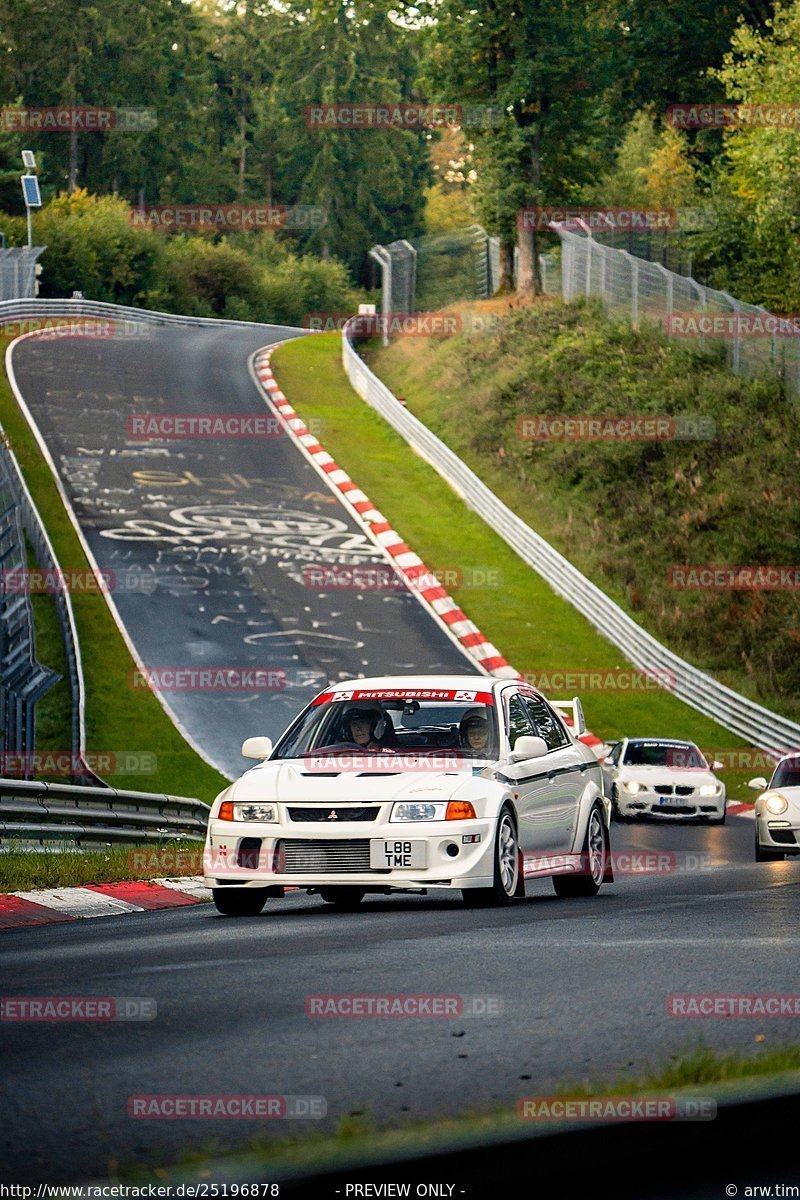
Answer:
[
  {"left": 602, "top": 737, "right": 726, "bottom": 823},
  {"left": 203, "top": 674, "right": 613, "bottom": 914},
  {"left": 749, "top": 753, "right": 800, "bottom": 861}
]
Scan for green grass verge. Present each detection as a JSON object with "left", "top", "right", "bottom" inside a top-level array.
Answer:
[
  {"left": 366, "top": 298, "right": 800, "bottom": 726},
  {"left": 0, "top": 335, "right": 228, "bottom": 800},
  {"left": 271, "top": 333, "right": 755, "bottom": 801},
  {"left": 125, "top": 1047, "right": 800, "bottom": 1181},
  {"left": 0, "top": 842, "right": 205, "bottom": 891}
]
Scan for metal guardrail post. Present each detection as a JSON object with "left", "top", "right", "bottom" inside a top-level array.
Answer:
[{"left": 368, "top": 246, "right": 392, "bottom": 347}]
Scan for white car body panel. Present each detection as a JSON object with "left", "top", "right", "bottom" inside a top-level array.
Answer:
[
  {"left": 203, "top": 674, "right": 609, "bottom": 894},
  {"left": 753, "top": 754, "right": 800, "bottom": 857},
  {"left": 603, "top": 738, "right": 726, "bottom": 821}
]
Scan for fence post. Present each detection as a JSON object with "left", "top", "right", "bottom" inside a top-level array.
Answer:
[{"left": 368, "top": 245, "right": 392, "bottom": 347}]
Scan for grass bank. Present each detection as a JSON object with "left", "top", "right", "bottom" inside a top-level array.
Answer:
[{"left": 272, "top": 333, "right": 756, "bottom": 801}]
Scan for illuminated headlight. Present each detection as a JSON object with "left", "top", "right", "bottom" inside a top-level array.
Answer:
[
  {"left": 764, "top": 793, "right": 789, "bottom": 816},
  {"left": 390, "top": 802, "right": 447, "bottom": 822},
  {"left": 699, "top": 783, "right": 722, "bottom": 797},
  {"left": 623, "top": 780, "right": 643, "bottom": 794}
]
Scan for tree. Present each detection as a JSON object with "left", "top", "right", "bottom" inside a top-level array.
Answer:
[{"left": 419, "top": 0, "right": 618, "bottom": 296}]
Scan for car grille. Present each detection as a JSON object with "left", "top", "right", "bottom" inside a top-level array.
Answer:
[
  {"left": 650, "top": 803, "right": 696, "bottom": 815},
  {"left": 675, "top": 785, "right": 695, "bottom": 796},
  {"left": 654, "top": 785, "right": 673, "bottom": 795},
  {"left": 277, "top": 839, "right": 371, "bottom": 873},
  {"left": 286, "top": 806, "right": 380, "bottom": 823}
]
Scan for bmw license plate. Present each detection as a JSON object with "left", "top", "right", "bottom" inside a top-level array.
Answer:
[
  {"left": 658, "top": 796, "right": 690, "bottom": 807},
  {"left": 370, "top": 839, "right": 427, "bottom": 869}
]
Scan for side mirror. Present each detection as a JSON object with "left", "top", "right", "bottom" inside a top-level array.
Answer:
[
  {"left": 748, "top": 776, "right": 768, "bottom": 791},
  {"left": 712, "top": 760, "right": 725, "bottom": 771},
  {"left": 242, "top": 736, "right": 273, "bottom": 760},
  {"left": 510, "top": 735, "right": 549, "bottom": 763}
]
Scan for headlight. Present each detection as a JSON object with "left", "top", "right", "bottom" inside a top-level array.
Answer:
[
  {"left": 390, "top": 802, "right": 447, "bottom": 822},
  {"left": 218, "top": 801, "right": 278, "bottom": 822},
  {"left": 699, "top": 783, "right": 722, "bottom": 797},
  {"left": 765, "top": 793, "right": 789, "bottom": 815},
  {"left": 623, "top": 780, "right": 643, "bottom": 794}
]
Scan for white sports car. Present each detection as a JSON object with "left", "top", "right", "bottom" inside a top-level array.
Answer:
[
  {"left": 749, "top": 753, "right": 800, "bottom": 861},
  {"left": 602, "top": 737, "right": 726, "bottom": 823},
  {"left": 203, "top": 674, "right": 613, "bottom": 914}
]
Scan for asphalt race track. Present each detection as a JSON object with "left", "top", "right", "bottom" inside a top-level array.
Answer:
[
  {"left": 3, "top": 815, "right": 799, "bottom": 1184},
  {"left": 9, "top": 327, "right": 473, "bottom": 777}
]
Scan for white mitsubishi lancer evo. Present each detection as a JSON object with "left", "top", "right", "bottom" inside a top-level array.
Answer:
[{"left": 203, "top": 674, "right": 613, "bottom": 914}]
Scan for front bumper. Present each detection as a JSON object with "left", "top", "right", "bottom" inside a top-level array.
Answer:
[
  {"left": 756, "top": 815, "right": 800, "bottom": 853},
  {"left": 203, "top": 816, "right": 496, "bottom": 891},
  {"left": 616, "top": 790, "right": 725, "bottom": 820}
]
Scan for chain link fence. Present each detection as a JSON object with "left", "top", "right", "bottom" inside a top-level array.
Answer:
[
  {"left": 554, "top": 223, "right": 799, "bottom": 397},
  {"left": 0, "top": 452, "right": 60, "bottom": 767},
  {"left": 0, "top": 247, "right": 45, "bottom": 300}
]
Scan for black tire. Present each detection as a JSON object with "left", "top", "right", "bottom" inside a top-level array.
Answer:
[
  {"left": 319, "top": 887, "right": 365, "bottom": 910},
  {"left": 212, "top": 887, "right": 270, "bottom": 916},
  {"left": 610, "top": 787, "right": 629, "bottom": 823},
  {"left": 755, "top": 829, "right": 784, "bottom": 862},
  {"left": 462, "top": 806, "right": 520, "bottom": 907},
  {"left": 553, "top": 805, "right": 608, "bottom": 899}
]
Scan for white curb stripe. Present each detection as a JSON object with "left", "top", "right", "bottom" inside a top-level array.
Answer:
[{"left": 13, "top": 888, "right": 144, "bottom": 918}]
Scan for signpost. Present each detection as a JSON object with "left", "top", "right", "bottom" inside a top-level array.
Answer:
[{"left": 20, "top": 152, "right": 41, "bottom": 248}]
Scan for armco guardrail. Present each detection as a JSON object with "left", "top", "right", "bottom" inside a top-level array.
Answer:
[
  {"left": 342, "top": 320, "right": 800, "bottom": 757},
  {"left": 0, "top": 777, "right": 209, "bottom": 848},
  {"left": 0, "top": 296, "right": 307, "bottom": 332}
]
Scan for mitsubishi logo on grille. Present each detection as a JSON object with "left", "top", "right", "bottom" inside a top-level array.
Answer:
[{"left": 326, "top": 809, "right": 338, "bottom": 820}]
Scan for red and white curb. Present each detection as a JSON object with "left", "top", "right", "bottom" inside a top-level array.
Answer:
[
  {"left": 726, "top": 802, "right": 756, "bottom": 819},
  {"left": 0, "top": 877, "right": 211, "bottom": 930},
  {"left": 252, "top": 346, "right": 604, "bottom": 755},
  {"left": 253, "top": 347, "right": 516, "bottom": 677}
]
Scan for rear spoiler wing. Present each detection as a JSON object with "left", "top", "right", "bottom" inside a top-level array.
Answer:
[{"left": 551, "top": 697, "right": 586, "bottom": 738}]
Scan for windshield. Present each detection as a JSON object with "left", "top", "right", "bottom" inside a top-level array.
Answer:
[
  {"left": 771, "top": 758, "right": 800, "bottom": 789},
  {"left": 273, "top": 688, "right": 498, "bottom": 762},
  {"left": 624, "top": 740, "right": 707, "bottom": 769}
]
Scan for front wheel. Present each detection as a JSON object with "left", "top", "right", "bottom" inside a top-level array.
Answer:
[
  {"left": 553, "top": 805, "right": 608, "bottom": 899},
  {"left": 319, "top": 887, "right": 365, "bottom": 910},
  {"left": 462, "top": 807, "right": 520, "bottom": 907},
  {"left": 212, "top": 887, "right": 270, "bottom": 916}
]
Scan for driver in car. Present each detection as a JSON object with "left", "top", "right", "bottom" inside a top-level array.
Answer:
[
  {"left": 346, "top": 707, "right": 391, "bottom": 751},
  {"left": 460, "top": 710, "right": 491, "bottom": 754}
]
